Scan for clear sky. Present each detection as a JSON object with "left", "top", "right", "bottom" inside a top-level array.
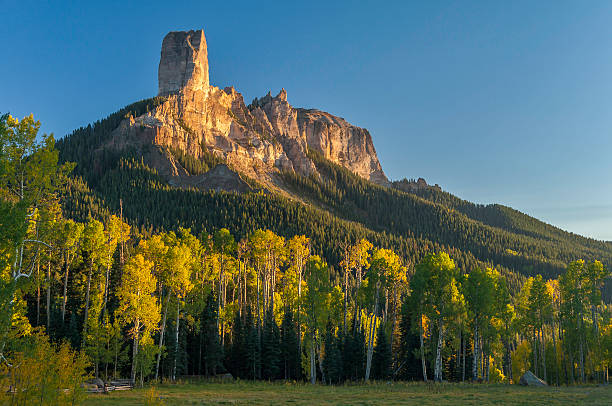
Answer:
[{"left": 2, "top": 1, "right": 612, "bottom": 241}]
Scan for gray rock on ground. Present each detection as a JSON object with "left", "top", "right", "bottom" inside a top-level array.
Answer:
[{"left": 519, "top": 371, "right": 547, "bottom": 386}]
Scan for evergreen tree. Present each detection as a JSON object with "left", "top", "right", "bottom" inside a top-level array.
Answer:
[
  {"left": 342, "top": 317, "right": 366, "bottom": 381},
  {"left": 201, "top": 293, "right": 223, "bottom": 376},
  {"left": 244, "top": 305, "right": 261, "bottom": 379},
  {"left": 227, "top": 310, "right": 246, "bottom": 378},
  {"left": 323, "top": 320, "right": 343, "bottom": 384},
  {"left": 280, "top": 308, "right": 300, "bottom": 380},
  {"left": 398, "top": 299, "right": 422, "bottom": 381},
  {"left": 261, "top": 305, "right": 281, "bottom": 380},
  {"left": 371, "top": 323, "right": 392, "bottom": 380}
]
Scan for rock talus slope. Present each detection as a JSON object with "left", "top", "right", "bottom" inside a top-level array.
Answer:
[{"left": 116, "top": 29, "right": 388, "bottom": 187}]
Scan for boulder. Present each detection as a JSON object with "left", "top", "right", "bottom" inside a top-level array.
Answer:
[
  {"left": 218, "top": 373, "right": 233, "bottom": 381},
  {"left": 519, "top": 371, "right": 547, "bottom": 386}
]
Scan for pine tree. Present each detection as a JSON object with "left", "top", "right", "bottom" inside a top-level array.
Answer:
[
  {"left": 244, "top": 306, "right": 261, "bottom": 380},
  {"left": 372, "top": 323, "right": 392, "bottom": 380},
  {"left": 228, "top": 311, "right": 246, "bottom": 378},
  {"left": 323, "top": 321, "right": 343, "bottom": 384},
  {"left": 201, "top": 293, "right": 223, "bottom": 376},
  {"left": 342, "top": 317, "right": 366, "bottom": 381},
  {"left": 398, "top": 299, "right": 422, "bottom": 380},
  {"left": 280, "top": 309, "right": 300, "bottom": 380},
  {"left": 261, "top": 305, "right": 281, "bottom": 380}
]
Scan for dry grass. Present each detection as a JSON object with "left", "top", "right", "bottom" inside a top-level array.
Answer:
[{"left": 82, "top": 380, "right": 612, "bottom": 406}]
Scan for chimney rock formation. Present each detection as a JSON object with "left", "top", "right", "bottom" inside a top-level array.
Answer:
[
  {"left": 158, "top": 30, "right": 209, "bottom": 96},
  {"left": 113, "top": 28, "right": 388, "bottom": 189}
]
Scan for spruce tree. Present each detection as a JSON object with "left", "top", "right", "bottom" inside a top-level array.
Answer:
[
  {"left": 261, "top": 305, "right": 281, "bottom": 380},
  {"left": 323, "top": 321, "right": 343, "bottom": 384},
  {"left": 372, "top": 324, "right": 392, "bottom": 380},
  {"left": 245, "top": 306, "right": 261, "bottom": 379},
  {"left": 228, "top": 311, "right": 246, "bottom": 378},
  {"left": 201, "top": 294, "right": 223, "bottom": 376},
  {"left": 342, "top": 318, "right": 366, "bottom": 381},
  {"left": 280, "top": 309, "right": 300, "bottom": 380},
  {"left": 398, "top": 299, "right": 423, "bottom": 380}
]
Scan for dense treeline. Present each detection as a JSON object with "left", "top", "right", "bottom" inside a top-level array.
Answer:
[
  {"left": 281, "top": 150, "right": 612, "bottom": 280},
  {"left": 399, "top": 180, "right": 612, "bottom": 253},
  {"left": 3, "top": 109, "right": 612, "bottom": 405},
  {"left": 55, "top": 99, "right": 612, "bottom": 290},
  {"left": 61, "top": 157, "right": 527, "bottom": 296}
]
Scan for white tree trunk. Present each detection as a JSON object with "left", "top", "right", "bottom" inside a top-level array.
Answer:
[
  {"left": 172, "top": 298, "right": 180, "bottom": 381},
  {"left": 434, "top": 320, "right": 445, "bottom": 382},
  {"left": 310, "top": 338, "right": 316, "bottom": 384},
  {"left": 155, "top": 294, "right": 170, "bottom": 381},
  {"left": 131, "top": 319, "right": 140, "bottom": 385},
  {"left": 472, "top": 321, "right": 479, "bottom": 381},
  {"left": 419, "top": 312, "right": 428, "bottom": 382},
  {"left": 365, "top": 313, "right": 377, "bottom": 382}
]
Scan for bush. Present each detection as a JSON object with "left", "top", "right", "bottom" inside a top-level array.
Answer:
[
  {"left": 0, "top": 332, "right": 91, "bottom": 405},
  {"left": 144, "top": 386, "right": 166, "bottom": 406}
]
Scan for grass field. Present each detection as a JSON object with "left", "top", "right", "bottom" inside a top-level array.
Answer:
[{"left": 83, "top": 381, "right": 612, "bottom": 406}]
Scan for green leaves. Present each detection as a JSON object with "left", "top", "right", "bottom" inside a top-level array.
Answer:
[{"left": 411, "top": 252, "right": 462, "bottom": 321}]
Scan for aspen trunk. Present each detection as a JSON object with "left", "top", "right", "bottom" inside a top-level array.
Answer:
[
  {"left": 540, "top": 327, "right": 547, "bottom": 383},
  {"left": 310, "top": 337, "right": 316, "bottom": 384},
  {"left": 462, "top": 331, "right": 466, "bottom": 382},
  {"left": 155, "top": 294, "right": 171, "bottom": 381},
  {"left": 365, "top": 282, "right": 380, "bottom": 382},
  {"left": 131, "top": 319, "right": 140, "bottom": 384},
  {"left": 419, "top": 312, "right": 428, "bottom": 382},
  {"left": 434, "top": 320, "right": 445, "bottom": 382},
  {"left": 36, "top": 261, "right": 40, "bottom": 326},
  {"left": 552, "top": 322, "right": 559, "bottom": 386},
  {"left": 298, "top": 269, "right": 302, "bottom": 357},
  {"left": 172, "top": 298, "right": 180, "bottom": 381},
  {"left": 343, "top": 266, "right": 348, "bottom": 335},
  {"left": 83, "top": 262, "right": 93, "bottom": 337},
  {"left": 62, "top": 254, "right": 70, "bottom": 323},
  {"left": 472, "top": 321, "right": 479, "bottom": 381},
  {"left": 532, "top": 327, "right": 538, "bottom": 377},
  {"left": 365, "top": 313, "right": 377, "bottom": 382},
  {"left": 46, "top": 258, "right": 51, "bottom": 331}
]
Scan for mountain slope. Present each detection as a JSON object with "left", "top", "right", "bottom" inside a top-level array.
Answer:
[
  {"left": 110, "top": 29, "right": 388, "bottom": 189},
  {"left": 55, "top": 29, "right": 611, "bottom": 296}
]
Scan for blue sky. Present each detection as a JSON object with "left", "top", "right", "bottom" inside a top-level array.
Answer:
[{"left": 2, "top": 1, "right": 612, "bottom": 241}]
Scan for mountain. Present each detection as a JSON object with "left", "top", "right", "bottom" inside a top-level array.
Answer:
[
  {"left": 106, "top": 29, "right": 387, "bottom": 194},
  {"left": 56, "top": 28, "right": 612, "bottom": 297}
]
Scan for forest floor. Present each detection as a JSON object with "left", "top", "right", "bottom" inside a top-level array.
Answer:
[{"left": 83, "top": 380, "right": 612, "bottom": 406}]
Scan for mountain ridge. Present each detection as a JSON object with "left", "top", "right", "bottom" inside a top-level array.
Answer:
[
  {"left": 110, "top": 28, "right": 388, "bottom": 190},
  {"left": 55, "top": 29, "right": 611, "bottom": 299}
]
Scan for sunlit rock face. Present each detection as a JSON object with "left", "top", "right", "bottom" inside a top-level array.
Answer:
[
  {"left": 116, "top": 28, "right": 389, "bottom": 187},
  {"left": 158, "top": 30, "right": 209, "bottom": 96}
]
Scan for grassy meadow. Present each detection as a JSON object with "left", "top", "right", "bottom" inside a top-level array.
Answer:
[{"left": 83, "top": 381, "right": 612, "bottom": 406}]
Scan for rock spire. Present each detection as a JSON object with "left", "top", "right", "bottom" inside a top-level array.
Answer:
[{"left": 158, "top": 29, "right": 209, "bottom": 96}]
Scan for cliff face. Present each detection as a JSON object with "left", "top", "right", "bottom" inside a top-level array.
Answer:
[{"left": 115, "top": 29, "right": 388, "bottom": 187}]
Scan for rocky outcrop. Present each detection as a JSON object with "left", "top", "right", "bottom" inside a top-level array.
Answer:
[
  {"left": 174, "top": 164, "right": 253, "bottom": 193},
  {"left": 393, "top": 177, "right": 442, "bottom": 193},
  {"left": 113, "top": 28, "right": 388, "bottom": 189},
  {"left": 158, "top": 30, "right": 209, "bottom": 96}
]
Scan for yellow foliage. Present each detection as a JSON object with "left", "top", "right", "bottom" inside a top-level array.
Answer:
[
  {"left": 0, "top": 333, "right": 91, "bottom": 405},
  {"left": 489, "top": 363, "right": 506, "bottom": 383},
  {"left": 511, "top": 340, "right": 531, "bottom": 384},
  {"left": 144, "top": 386, "right": 166, "bottom": 406}
]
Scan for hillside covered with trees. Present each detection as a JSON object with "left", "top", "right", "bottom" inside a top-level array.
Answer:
[{"left": 1, "top": 111, "right": 611, "bottom": 403}]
